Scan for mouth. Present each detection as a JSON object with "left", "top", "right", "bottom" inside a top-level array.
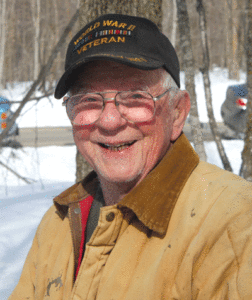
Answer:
[{"left": 98, "top": 141, "right": 136, "bottom": 152}]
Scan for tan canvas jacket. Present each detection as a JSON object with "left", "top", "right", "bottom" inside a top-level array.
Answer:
[{"left": 9, "top": 134, "right": 252, "bottom": 300}]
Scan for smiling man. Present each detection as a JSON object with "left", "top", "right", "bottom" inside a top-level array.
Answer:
[
  {"left": 10, "top": 14, "right": 252, "bottom": 300},
  {"left": 68, "top": 60, "right": 189, "bottom": 206}
]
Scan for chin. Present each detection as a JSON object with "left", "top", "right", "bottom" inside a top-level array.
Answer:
[{"left": 97, "top": 167, "right": 143, "bottom": 185}]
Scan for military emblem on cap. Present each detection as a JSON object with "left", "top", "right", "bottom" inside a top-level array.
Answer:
[{"left": 55, "top": 14, "right": 180, "bottom": 99}]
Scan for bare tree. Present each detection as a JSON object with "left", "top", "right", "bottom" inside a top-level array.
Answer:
[
  {"left": 241, "top": 0, "right": 252, "bottom": 181},
  {"left": 0, "top": 0, "right": 7, "bottom": 88},
  {"left": 176, "top": 0, "right": 206, "bottom": 161},
  {"left": 31, "top": 0, "right": 41, "bottom": 79},
  {"left": 224, "top": 0, "right": 241, "bottom": 79},
  {"left": 53, "top": 0, "right": 60, "bottom": 79},
  {"left": 230, "top": 0, "right": 240, "bottom": 80},
  {"left": 162, "top": 0, "right": 177, "bottom": 47},
  {"left": 225, "top": 0, "right": 232, "bottom": 72},
  {"left": 76, "top": 0, "right": 163, "bottom": 182},
  {"left": 171, "top": 0, "right": 177, "bottom": 47},
  {"left": 196, "top": 0, "right": 232, "bottom": 172}
]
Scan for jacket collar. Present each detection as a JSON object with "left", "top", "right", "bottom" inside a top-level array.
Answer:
[
  {"left": 118, "top": 133, "right": 199, "bottom": 235},
  {"left": 54, "top": 133, "right": 199, "bottom": 235}
]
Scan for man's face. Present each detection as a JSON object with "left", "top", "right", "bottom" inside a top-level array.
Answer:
[{"left": 70, "top": 61, "right": 189, "bottom": 185}]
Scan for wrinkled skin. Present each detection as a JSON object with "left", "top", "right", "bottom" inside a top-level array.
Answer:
[{"left": 69, "top": 61, "right": 190, "bottom": 205}]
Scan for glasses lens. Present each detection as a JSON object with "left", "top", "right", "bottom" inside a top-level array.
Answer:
[
  {"left": 67, "top": 94, "right": 103, "bottom": 125},
  {"left": 117, "top": 91, "right": 155, "bottom": 122}
]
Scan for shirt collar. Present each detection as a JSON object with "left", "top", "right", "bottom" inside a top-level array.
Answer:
[{"left": 54, "top": 133, "right": 199, "bottom": 235}]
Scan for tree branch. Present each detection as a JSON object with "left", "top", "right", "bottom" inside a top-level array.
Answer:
[
  {"left": 8, "top": 90, "right": 54, "bottom": 104},
  {"left": 0, "top": 160, "right": 35, "bottom": 184}
]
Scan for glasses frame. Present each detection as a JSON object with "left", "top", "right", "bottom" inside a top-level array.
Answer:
[{"left": 62, "top": 87, "right": 176, "bottom": 124}]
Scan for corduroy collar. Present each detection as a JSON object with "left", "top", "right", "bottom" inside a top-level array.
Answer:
[{"left": 54, "top": 133, "right": 199, "bottom": 235}]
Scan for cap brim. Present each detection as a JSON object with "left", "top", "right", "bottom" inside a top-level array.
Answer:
[{"left": 54, "top": 53, "right": 164, "bottom": 99}]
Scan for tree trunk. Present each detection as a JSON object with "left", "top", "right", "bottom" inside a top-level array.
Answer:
[
  {"left": 31, "top": 0, "right": 41, "bottom": 80},
  {"left": 0, "top": 0, "right": 7, "bottom": 89},
  {"left": 241, "top": 0, "right": 252, "bottom": 181},
  {"left": 176, "top": 0, "right": 206, "bottom": 161},
  {"left": 230, "top": 0, "right": 240, "bottom": 80},
  {"left": 76, "top": 150, "right": 93, "bottom": 182},
  {"left": 196, "top": 0, "right": 233, "bottom": 172},
  {"left": 136, "top": 0, "right": 162, "bottom": 30},
  {"left": 225, "top": 0, "right": 232, "bottom": 71},
  {"left": 162, "top": 0, "right": 176, "bottom": 47},
  {"left": 76, "top": 0, "right": 163, "bottom": 182},
  {"left": 171, "top": 0, "right": 177, "bottom": 47},
  {"left": 53, "top": 0, "right": 60, "bottom": 79}
]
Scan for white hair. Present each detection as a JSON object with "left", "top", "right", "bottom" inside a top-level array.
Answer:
[
  {"left": 160, "top": 69, "right": 179, "bottom": 105},
  {"left": 161, "top": 70, "right": 178, "bottom": 89}
]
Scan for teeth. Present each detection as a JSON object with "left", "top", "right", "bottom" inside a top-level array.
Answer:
[
  {"left": 105, "top": 142, "right": 127, "bottom": 147},
  {"left": 101, "top": 141, "right": 135, "bottom": 151}
]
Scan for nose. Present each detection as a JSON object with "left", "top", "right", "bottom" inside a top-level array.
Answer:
[{"left": 95, "top": 97, "right": 126, "bottom": 130}]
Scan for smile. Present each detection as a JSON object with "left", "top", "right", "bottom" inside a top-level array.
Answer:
[{"left": 99, "top": 141, "right": 136, "bottom": 152}]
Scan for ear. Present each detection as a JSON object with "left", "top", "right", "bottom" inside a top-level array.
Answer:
[{"left": 171, "top": 90, "right": 191, "bottom": 141}]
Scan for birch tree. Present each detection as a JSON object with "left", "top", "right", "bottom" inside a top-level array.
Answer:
[
  {"left": 0, "top": 0, "right": 7, "bottom": 88},
  {"left": 31, "top": 0, "right": 41, "bottom": 80},
  {"left": 162, "top": 0, "right": 177, "bottom": 47},
  {"left": 241, "top": 0, "right": 252, "bottom": 181},
  {"left": 53, "top": 0, "right": 60, "bottom": 79},
  {"left": 171, "top": 0, "right": 177, "bottom": 47},
  {"left": 225, "top": 0, "right": 232, "bottom": 73},
  {"left": 176, "top": 0, "right": 206, "bottom": 161},
  {"left": 230, "top": 0, "right": 240, "bottom": 80},
  {"left": 196, "top": 0, "right": 232, "bottom": 171},
  {"left": 76, "top": 0, "right": 162, "bottom": 182}
]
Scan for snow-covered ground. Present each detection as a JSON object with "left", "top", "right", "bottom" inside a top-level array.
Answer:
[{"left": 0, "top": 68, "right": 247, "bottom": 299}]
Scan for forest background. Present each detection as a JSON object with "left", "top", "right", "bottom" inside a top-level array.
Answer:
[{"left": 0, "top": 0, "right": 245, "bottom": 88}]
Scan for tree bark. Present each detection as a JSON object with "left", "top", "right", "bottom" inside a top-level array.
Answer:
[
  {"left": 136, "top": 0, "right": 162, "bottom": 30},
  {"left": 241, "top": 0, "right": 252, "bottom": 181},
  {"left": 0, "top": 0, "right": 7, "bottom": 88},
  {"left": 230, "top": 0, "right": 240, "bottom": 80},
  {"left": 76, "top": 149, "right": 93, "bottom": 182},
  {"left": 31, "top": 0, "right": 41, "bottom": 80},
  {"left": 76, "top": 0, "right": 163, "bottom": 182},
  {"left": 53, "top": 0, "right": 60, "bottom": 79},
  {"left": 171, "top": 0, "right": 177, "bottom": 47},
  {"left": 196, "top": 0, "right": 233, "bottom": 172},
  {"left": 225, "top": 0, "right": 232, "bottom": 71},
  {"left": 176, "top": 0, "right": 206, "bottom": 161}
]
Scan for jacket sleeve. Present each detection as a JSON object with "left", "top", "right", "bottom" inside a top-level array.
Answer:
[
  {"left": 8, "top": 231, "right": 39, "bottom": 300},
  {"left": 172, "top": 179, "right": 252, "bottom": 300},
  {"left": 225, "top": 201, "right": 252, "bottom": 300},
  {"left": 8, "top": 205, "right": 57, "bottom": 300},
  {"left": 193, "top": 186, "right": 252, "bottom": 300}
]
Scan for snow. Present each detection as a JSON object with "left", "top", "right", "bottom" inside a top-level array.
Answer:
[{"left": 0, "top": 68, "right": 247, "bottom": 299}]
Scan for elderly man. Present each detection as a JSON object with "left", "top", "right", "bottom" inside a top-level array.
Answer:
[{"left": 10, "top": 14, "right": 252, "bottom": 300}]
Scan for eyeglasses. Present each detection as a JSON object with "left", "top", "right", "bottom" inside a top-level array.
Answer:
[{"left": 62, "top": 88, "right": 176, "bottom": 125}]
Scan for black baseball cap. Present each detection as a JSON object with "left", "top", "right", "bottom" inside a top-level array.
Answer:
[{"left": 54, "top": 14, "right": 180, "bottom": 99}]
